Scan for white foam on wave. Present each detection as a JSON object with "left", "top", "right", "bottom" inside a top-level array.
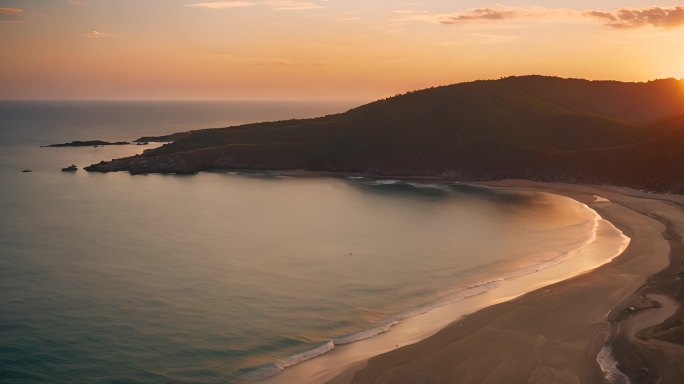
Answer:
[
  {"left": 394, "top": 281, "right": 500, "bottom": 322},
  {"left": 240, "top": 281, "right": 501, "bottom": 382},
  {"left": 367, "top": 179, "right": 400, "bottom": 185},
  {"left": 365, "top": 179, "right": 452, "bottom": 191},
  {"left": 239, "top": 342, "right": 336, "bottom": 383},
  {"left": 332, "top": 281, "right": 501, "bottom": 346},
  {"left": 334, "top": 321, "right": 400, "bottom": 345},
  {"left": 405, "top": 182, "right": 451, "bottom": 192},
  {"left": 594, "top": 195, "right": 610, "bottom": 203},
  {"left": 597, "top": 345, "right": 631, "bottom": 384},
  {"left": 238, "top": 365, "right": 282, "bottom": 383},
  {"left": 498, "top": 202, "right": 601, "bottom": 281},
  {"left": 275, "top": 341, "right": 335, "bottom": 370}
]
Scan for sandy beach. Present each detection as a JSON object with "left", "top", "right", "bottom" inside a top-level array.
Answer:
[{"left": 325, "top": 181, "right": 684, "bottom": 384}]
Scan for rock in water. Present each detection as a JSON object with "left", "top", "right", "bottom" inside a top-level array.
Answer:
[{"left": 44, "top": 140, "right": 130, "bottom": 147}]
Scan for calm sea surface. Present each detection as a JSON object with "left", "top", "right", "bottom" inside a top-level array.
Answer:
[{"left": 1, "top": 101, "right": 603, "bottom": 383}]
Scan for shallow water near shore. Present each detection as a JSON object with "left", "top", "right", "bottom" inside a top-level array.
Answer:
[{"left": 0, "top": 101, "right": 628, "bottom": 383}]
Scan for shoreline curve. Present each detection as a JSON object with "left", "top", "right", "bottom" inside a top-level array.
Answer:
[
  {"left": 251, "top": 181, "right": 633, "bottom": 384},
  {"left": 326, "top": 180, "right": 684, "bottom": 384}
]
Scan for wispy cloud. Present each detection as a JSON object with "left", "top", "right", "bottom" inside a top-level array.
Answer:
[
  {"left": 0, "top": 7, "right": 25, "bottom": 23},
  {"left": 184, "top": 0, "right": 324, "bottom": 11},
  {"left": 200, "top": 53, "right": 328, "bottom": 67},
  {"left": 0, "top": 7, "right": 24, "bottom": 15},
  {"left": 251, "top": 57, "right": 297, "bottom": 66},
  {"left": 584, "top": 6, "right": 684, "bottom": 29},
  {"left": 79, "top": 30, "right": 113, "bottom": 38},
  {"left": 439, "top": 33, "right": 518, "bottom": 46},
  {"left": 267, "top": 1, "right": 323, "bottom": 11},
  {"left": 439, "top": 8, "right": 518, "bottom": 24},
  {"left": 391, "top": 9, "right": 426, "bottom": 15},
  {"left": 204, "top": 54, "right": 299, "bottom": 66},
  {"left": 404, "top": 6, "right": 577, "bottom": 25},
  {"left": 338, "top": 16, "right": 362, "bottom": 22},
  {"left": 185, "top": 1, "right": 257, "bottom": 9},
  {"left": 396, "top": 5, "right": 684, "bottom": 30}
]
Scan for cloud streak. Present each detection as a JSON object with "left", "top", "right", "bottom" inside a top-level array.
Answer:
[
  {"left": 400, "top": 5, "right": 684, "bottom": 30},
  {"left": 0, "top": 7, "right": 25, "bottom": 23},
  {"left": 0, "top": 7, "right": 23, "bottom": 15},
  {"left": 204, "top": 54, "right": 300, "bottom": 66},
  {"left": 584, "top": 6, "right": 684, "bottom": 29},
  {"left": 439, "top": 8, "right": 518, "bottom": 24},
  {"left": 184, "top": 0, "right": 324, "bottom": 11},
  {"left": 185, "top": 1, "right": 257, "bottom": 9},
  {"left": 397, "top": 6, "right": 577, "bottom": 25},
  {"left": 267, "top": 1, "right": 323, "bottom": 11},
  {"left": 79, "top": 30, "right": 113, "bottom": 38}
]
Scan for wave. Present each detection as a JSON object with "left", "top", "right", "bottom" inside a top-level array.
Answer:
[
  {"left": 597, "top": 345, "right": 631, "bottom": 384},
  {"left": 366, "top": 179, "right": 400, "bottom": 185},
  {"left": 405, "top": 182, "right": 451, "bottom": 192},
  {"left": 238, "top": 365, "right": 282, "bottom": 383},
  {"left": 362, "top": 180, "right": 452, "bottom": 195},
  {"left": 239, "top": 342, "right": 335, "bottom": 383},
  {"left": 239, "top": 281, "right": 501, "bottom": 382},
  {"left": 497, "top": 202, "right": 601, "bottom": 281},
  {"left": 332, "top": 280, "right": 501, "bottom": 346},
  {"left": 275, "top": 341, "right": 335, "bottom": 370},
  {"left": 394, "top": 281, "right": 500, "bottom": 322},
  {"left": 334, "top": 321, "right": 400, "bottom": 345}
]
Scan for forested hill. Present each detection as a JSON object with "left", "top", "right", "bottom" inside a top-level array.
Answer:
[{"left": 85, "top": 76, "right": 684, "bottom": 193}]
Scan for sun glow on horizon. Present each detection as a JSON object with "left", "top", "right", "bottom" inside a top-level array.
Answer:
[{"left": 2, "top": 0, "right": 684, "bottom": 100}]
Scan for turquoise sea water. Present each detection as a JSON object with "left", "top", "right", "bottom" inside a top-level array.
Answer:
[{"left": 1, "top": 101, "right": 602, "bottom": 383}]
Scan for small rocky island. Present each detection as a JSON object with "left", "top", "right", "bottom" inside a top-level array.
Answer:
[
  {"left": 62, "top": 165, "right": 78, "bottom": 172},
  {"left": 43, "top": 140, "right": 130, "bottom": 147}
]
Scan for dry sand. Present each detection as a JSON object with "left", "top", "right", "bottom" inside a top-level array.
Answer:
[{"left": 329, "top": 181, "right": 684, "bottom": 384}]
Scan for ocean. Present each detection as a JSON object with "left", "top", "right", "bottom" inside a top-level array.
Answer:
[{"left": 0, "top": 101, "right": 628, "bottom": 383}]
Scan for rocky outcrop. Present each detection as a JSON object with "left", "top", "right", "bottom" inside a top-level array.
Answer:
[{"left": 44, "top": 140, "right": 130, "bottom": 147}]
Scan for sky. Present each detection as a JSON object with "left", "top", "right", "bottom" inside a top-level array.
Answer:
[{"left": 1, "top": 0, "right": 684, "bottom": 100}]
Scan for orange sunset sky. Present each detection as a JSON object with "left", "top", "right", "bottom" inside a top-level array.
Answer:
[{"left": 1, "top": 1, "right": 683, "bottom": 100}]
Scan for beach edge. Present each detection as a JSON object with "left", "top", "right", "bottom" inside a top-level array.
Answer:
[{"left": 328, "top": 180, "right": 684, "bottom": 384}]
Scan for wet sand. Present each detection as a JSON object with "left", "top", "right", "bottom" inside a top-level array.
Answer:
[{"left": 330, "top": 181, "right": 684, "bottom": 384}]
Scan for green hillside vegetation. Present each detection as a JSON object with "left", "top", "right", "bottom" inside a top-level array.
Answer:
[{"left": 86, "top": 76, "right": 684, "bottom": 193}]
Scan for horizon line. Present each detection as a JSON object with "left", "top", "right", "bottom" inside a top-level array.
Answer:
[{"left": 1, "top": 75, "right": 681, "bottom": 103}]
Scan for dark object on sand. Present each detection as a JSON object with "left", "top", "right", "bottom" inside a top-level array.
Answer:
[
  {"left": 22, "top": 169, "right": 32, "bottom": 173},
  {"left": 62, "top": 165, "right": 78, "bottom": 172}
]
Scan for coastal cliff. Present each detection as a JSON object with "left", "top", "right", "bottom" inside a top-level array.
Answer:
[{"left": 85, "top": 75, "right": 684, "bottom": 193}]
